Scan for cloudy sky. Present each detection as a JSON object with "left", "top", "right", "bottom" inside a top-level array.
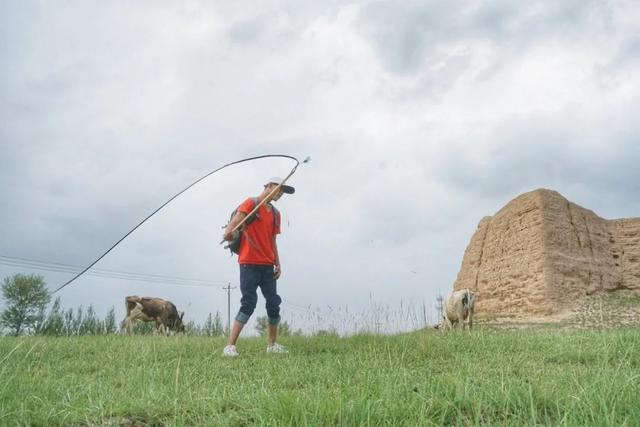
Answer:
[{"left": 1, "top": 1, "right": 639, "bottom": 334}]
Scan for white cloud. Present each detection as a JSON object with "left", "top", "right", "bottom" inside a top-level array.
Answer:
[{"left": 1, "top": 0, "right": 639, "bottom": 334}]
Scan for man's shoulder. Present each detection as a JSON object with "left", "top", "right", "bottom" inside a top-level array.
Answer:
[{"left": 238, "top": 197, "right": 259, "bottom": 212}]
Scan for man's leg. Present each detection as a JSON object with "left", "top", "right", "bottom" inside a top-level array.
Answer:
[
  {"left": 227, "top": 320, "right": 245, "bottom": 346},
  {"left": 259, "top": 265, "right": 282, "bottom": 347},
  {"left": 267, "top": 323, "right": 278, "bottom": 347},
  {"left": 227, "top": 265, "right": 259, "bottom": 346}
]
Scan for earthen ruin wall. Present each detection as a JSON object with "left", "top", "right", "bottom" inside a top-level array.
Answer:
[{"left": 453, "top": 189, "right": 640, "bottom": 318}]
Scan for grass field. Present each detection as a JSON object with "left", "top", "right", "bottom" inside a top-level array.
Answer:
[{"left": 1, "top": 329, "right": 639, "bottom": 426}]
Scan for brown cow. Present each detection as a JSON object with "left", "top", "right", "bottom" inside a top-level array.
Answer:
[{"left": 120, "top": 296, "right": 186, "bottom": 335}]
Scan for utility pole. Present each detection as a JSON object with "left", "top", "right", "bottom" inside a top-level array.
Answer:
[{"left": 222, "top": 283, "right": 236, "bottom": 336}]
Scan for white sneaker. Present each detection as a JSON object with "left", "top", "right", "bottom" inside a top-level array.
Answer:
[
  {"left": 222, "top": 345, "right": 239, "bottom": 357},
  {"left": 266, "top": 343, "right": 288, "bottom": 354}
]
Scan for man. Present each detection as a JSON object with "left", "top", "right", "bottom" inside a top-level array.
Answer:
[{"left": 221, "top": 177, "right": 295, "bottom": 357}]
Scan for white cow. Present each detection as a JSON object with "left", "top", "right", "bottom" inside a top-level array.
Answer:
[{"left": 442, "top": 289, "right": 475, "bottom": 331}]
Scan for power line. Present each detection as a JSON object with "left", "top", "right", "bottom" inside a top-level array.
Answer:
[
  {"left": 1, "top": 255, "right": 316, "bottom": 316},
  {"left": 0, "top": 255, "right": 230, "bottom": 288},
  {"left": 1, "top": 255, "right": 221, "bottom": 284}
]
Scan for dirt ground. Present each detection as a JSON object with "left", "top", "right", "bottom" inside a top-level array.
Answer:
[{"left": 475, "top": 291, "right": 640, "bottom": 331}]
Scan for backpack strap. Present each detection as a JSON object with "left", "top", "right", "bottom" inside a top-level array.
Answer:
[
  {"left": 245, "top": 197, "right": 260, "bottom": 223},
  {"left": 271, "top": 205, "right": 280, "bottom": 232},
  {"left": 248, "top": 197, "right": 280, "bottom": 232}
]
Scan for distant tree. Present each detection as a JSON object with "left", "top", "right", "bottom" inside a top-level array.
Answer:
[
  {"left": 132, "top": 320, "right": 155, "bottom": 334},
  {"left": 192, "top": 312, "right": 229, "bottom": 337},
  {"left": 39, "top": 297, "right": 65, "bottom": 336},
  {"left": 0, "top": 274, "right": 51, "bottom": 336},
  {"left": 212, "top": 311, "right": 224, "bottom": 336},
  {"left": 202, "top": 311, "right": 224, "bottom": 337},
  {"left": 103, "top": 307, "right": 117, "bottom": 334},
  {"left": 203, "top": 313, "right": 214, "bottom": 336},
  {"left": 201, "top": 312, "right": 223, "bottom": 337},
  {"left": 40, "top": 302, "right": 118, "bottom": 336},
  {"left": 255, "top": 316, "right": 267, "bottom": 336},
  {"left": 72, "top": 306, "right": 84, "bottom": 336},
  {"left": 279, "top": 321, "right": 292, "bottom": 337},
  {"left": 80, "top": 305, "right": 100, "bottom": 335},
  {"left": 185, "top": 320, "right": 200, "bottom": 335},
  {"left": 63, "top": 308, "right": 75, "bottom": 335},
  {"left": 435, "top": 294, "right": 444, "bottom": 322},
  {"left": 255, "top": 316, "right": 293, "bottom": 337},
  {"left": 313, "top": 328, "right": 339, "bottom": 337}
]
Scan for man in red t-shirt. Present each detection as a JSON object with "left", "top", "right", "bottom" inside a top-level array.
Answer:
[{"left": 221, "top": 177, "right": 295, "bottom": 357}]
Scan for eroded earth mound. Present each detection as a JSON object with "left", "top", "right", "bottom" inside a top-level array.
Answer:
[{"left": 453, "top": 189, "right": 640, "bottom": 325}]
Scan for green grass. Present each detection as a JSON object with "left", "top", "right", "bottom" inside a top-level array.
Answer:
[
  {"left": 1, "top": 329, "right": 639, "bottom": 426},
  {"left": 601, "top": 292, "right": 640, "bottom": 308}
]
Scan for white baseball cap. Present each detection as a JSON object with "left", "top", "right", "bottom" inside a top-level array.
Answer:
[{"left": 266, "top": 177, "right": 295, "bottom": 194}]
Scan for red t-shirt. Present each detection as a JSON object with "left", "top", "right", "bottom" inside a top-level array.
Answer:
[{"left": 237, "top": 198, "right": 281, "bottom": 265}]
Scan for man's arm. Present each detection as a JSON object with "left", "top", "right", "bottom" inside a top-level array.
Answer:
[
  {"left": 273, "top": 234, "right": 281, "bottom": 279},
  {"left": 223, "top": 211, "right": 247, "bottom": 241}
]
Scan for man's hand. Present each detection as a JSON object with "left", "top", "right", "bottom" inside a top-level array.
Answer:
[
  {"left": 223, "top": 212, "right": 247, "bottom": 241},
  {"left": 223, "top": 229, "right": 240, "bottom": 242},
  {"left": 274, "top": 264, "right": 282, "bottom": 279}
]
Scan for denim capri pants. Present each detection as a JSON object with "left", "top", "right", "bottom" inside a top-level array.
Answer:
[{"left": 235, "top": 264, "right": 281, "bottom": 325}]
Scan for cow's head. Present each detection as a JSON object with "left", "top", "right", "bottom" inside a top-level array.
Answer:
[
  {"left": 464, "top": 289, "right": 476, "bottom": 310},
  {"left": 175, "top": 311, "right": 186, "bottom": 333}
]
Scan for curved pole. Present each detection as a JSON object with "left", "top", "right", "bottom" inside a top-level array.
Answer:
[
  {"left": 221, "top": 159, "right": 300, "bottom": 241},
  {"left": 53, "top": 154, "right": 302, "bottom": 293}
]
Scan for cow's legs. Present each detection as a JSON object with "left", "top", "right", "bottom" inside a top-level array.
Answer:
[
  {"left": 443, "top": 316, "right": 453, "bottom": 331},
  {"left": 120, "top": 314, "right": 134, "bottom": 334},
  {"left": 154, "top": 321, "right": 168, "bottom": 336},
  {"left": 120, "top": 317, "right": 135, "bottom": 334},
  {"left": 123, "top": 303, "right": 147, "bottom": 334},
  {"left": 121, "top": 301, "right": 132, "bottom": 334},
  {"left": 456, "top": 307, "right": 466, "bottom": 330}
]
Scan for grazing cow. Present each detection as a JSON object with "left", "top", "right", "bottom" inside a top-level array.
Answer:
[
  {"left": 442, "top": 289, "right": 475, "bottom": 331},
  {"left": 120, "top": 296, "right": 186, "bottom": 335}
]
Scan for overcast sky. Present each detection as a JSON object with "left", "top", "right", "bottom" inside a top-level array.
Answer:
[{"left": 1, "top": 1, "right": 639, "bottom": 335}]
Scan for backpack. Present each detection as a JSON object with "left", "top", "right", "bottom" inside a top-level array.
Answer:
[{"left": 223, "top": 198, "right": 280, "bottom": 255}]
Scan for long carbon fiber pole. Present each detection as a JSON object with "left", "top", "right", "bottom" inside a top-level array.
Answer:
[
  {"left": 53, "top": 154, "right": 304, "bottom": 293},
  {"left": 221, "top": 159, "right": 301, "bottom": 241}
]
